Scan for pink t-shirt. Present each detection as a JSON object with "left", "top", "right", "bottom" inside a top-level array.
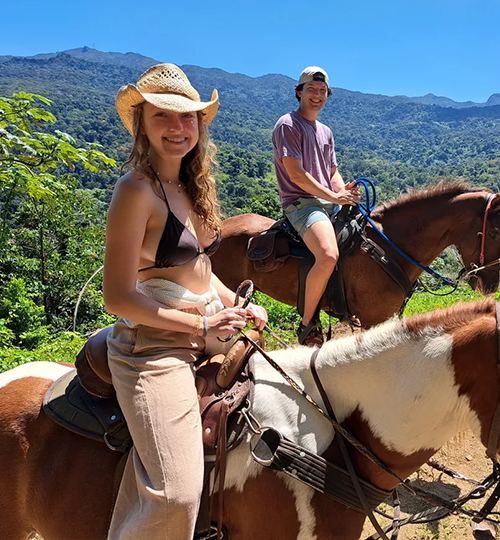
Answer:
[{"left": 272, "top": 110, "right": 338, "bottom": 208}]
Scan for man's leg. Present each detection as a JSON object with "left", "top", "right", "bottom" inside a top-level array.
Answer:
[{"left": 301, "top": 219, "right": 339, "bottom": 326}]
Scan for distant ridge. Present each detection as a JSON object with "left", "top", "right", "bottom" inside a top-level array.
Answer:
[
  {"left": 402, "top": 93, "right": 481, "bottom": 109},
  {"left": 486, "top": 93, "right": 500, "bottom": 106},
  {"left": 0, "top": 46, "right": 160, "bottom": 73},
  {"left": 1, "top": 47, "right": 499, "bottom": 195},
  {"left": 0, "top": 47, "right": 497, "bottom": 109}
]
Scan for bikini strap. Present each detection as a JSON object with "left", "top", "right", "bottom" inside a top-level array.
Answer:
[{"left": 149, "top": 166, "right": 170, "bottom": 210}]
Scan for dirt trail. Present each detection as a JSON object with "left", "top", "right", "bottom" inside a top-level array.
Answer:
[{"left": 363, "top": 430, "right": 498, "bottom": 540}]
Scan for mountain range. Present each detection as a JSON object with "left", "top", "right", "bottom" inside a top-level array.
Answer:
[
  {"left": 1, "top": 46, "right": 498, "bottom": 109},
  {"left": 1, "top": 46, "right": 499, "bottom": 201}
]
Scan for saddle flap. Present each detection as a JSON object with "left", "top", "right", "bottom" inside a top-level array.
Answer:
[
  {"left": 247, "top": 230, "right": 278, "bottom": 260},
  {"left": 247, "top": 230, "right": 290, "bottom": 273},
  {"left": 42, "top": 370, "right": 132, "bottom": 452},
  {"left": 333, "top": 211, "right": 365, "bottom": 257}
]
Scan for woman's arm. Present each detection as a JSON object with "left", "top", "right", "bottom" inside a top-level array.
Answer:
[
  {"left": 103, "top": 174, "right": 197, "bottom": 332},
  {"left": 103, "top": 175, "right": 246, "bottom": 337}
]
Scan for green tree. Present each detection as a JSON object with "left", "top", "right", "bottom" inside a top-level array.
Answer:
[
  {"left": 0, "top": 92, "right": 116, "bottom": 345},
  {"left": 0, "top": 92, "right": 115, "bottom": 246}
]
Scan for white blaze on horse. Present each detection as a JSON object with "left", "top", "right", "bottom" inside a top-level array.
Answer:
[{"left": 1, "top": 299, "right": 500, "bottom": 540}]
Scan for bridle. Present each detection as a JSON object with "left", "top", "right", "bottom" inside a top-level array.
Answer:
[
  {"left": 480, "top": 193, "right": 500, "bottom": 266},
  {"left": 359, "top": 190, "right": 500, "bottom": 296},
  {"left": 460, "top": 192, "right": 500, "bottom": 287}
]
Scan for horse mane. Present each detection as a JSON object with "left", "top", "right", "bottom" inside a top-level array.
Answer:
[
  {"left": 371, "top": 180, "right": 492, "bottom": 217},
  {"left": 404, "top": 298, "right": 496, "bottom": 335},
  {"left": 265, "top": 300, "right": 496, "bottom": 389}
]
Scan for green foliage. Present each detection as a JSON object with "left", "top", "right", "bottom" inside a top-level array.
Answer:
[
  {"left": 404, "top": 287, "right": 484, "bottom": 317},
  {"left": 0, "top": 319, "right": 15, "bottom": 347},
  {"left": 254, "top": 291, "right": 301, "bottom": 331},
  {"left": 0, "top": 91, "right": 116, "bottom": 362},
  {"left": 0, "top": 331, "right": 84, "bottom": 373},
  {"left": 0, "top": 92, "right": 115, "bottom": 242},
  {"left": 0, "top": 277, "right": 45, "bottom": 345}
]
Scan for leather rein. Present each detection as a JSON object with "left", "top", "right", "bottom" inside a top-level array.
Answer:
[{"left": 365, "top": 191, "right": 500, "bottom": 301}]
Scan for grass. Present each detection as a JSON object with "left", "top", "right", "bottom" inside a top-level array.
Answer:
[{"left": 1, "top": 285, "right": 497, "bottom": 374}]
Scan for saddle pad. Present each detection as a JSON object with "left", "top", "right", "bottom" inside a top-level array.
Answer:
[
  {"left": 43, "top": 366, "right": 252, "bottom": 455},
  {"left": 42, "top": 370, "right": 132, "bottom": 452}
]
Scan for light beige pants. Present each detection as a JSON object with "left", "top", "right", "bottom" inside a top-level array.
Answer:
[{"left": 107, "top": 281, "right": 229, "bottom": 540}]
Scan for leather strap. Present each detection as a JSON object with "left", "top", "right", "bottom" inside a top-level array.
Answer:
[
  {"left": 480, "top": 193, "right": 499, "bottom": 266},
  {"left": 360, "top": 235, "right": 413, "bottom": 297},
  {"left": 310, "top": 349, "right": 392, "bottom": 540},
  {"left": 251, "top": 427, "right": 391, "bottom": 512},
  {"left": 194, "top": 461, "right": 216, "bottom": 537},
  {"left": 212, "top": 397, "right": 230, "bottom": 539},
  {"left": 487, "top": 302, "right": 500, "bottom": 460}
]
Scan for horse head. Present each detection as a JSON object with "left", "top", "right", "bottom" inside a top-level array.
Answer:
[{"left": 459, "top": 194, "right": 500, "bottom": 294}]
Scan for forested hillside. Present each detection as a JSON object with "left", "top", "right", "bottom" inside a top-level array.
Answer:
[
  {"left": 1, "top": 49, "right": 500, "bottom": 207},
  {"left": 1, "top": 49, "right": 499, "bottom": 358}
]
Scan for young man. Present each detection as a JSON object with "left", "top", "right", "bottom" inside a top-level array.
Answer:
[{"left": 272, "top": 66, "right": 360, "bottom": 346}]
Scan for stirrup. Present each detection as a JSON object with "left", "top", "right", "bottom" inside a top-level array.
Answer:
[
  {"left": 348, "top": 315, "right": 361, "bottom": 328},
  {"left": 297, "top": 319, "right": 324, "bottom": 347}
]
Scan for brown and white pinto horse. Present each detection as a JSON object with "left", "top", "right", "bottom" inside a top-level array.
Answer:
[
  {"left": 1, "top": 299, "right": 500, "bottom": 540},
  {"left": 212, "top": 181, "right": 500, "bottom": 327}
]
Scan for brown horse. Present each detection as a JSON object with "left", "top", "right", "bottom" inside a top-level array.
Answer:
[
  {"left": 212, "top": 181, "right": 500, "bottom": 327},
  {"left": 2, "top": 298, "right": 500, "bottom": 540}
]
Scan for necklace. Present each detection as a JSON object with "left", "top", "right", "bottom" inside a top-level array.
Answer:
[
  {"left": 149, "top": 164, "right": 185, "bottom": 194},
  {"left": 165, "top": 178, "right": 185, "bottom": 194}
]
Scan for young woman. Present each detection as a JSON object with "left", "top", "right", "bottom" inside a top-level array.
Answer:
[{"left": 104, "top": 63, "right": 267, "bottom": 540}]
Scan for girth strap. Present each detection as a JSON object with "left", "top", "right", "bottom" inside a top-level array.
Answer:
[{"left": 251, "top": 426, "right": 391, "bottom": 512}]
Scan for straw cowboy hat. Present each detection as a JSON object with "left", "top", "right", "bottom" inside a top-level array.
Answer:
[{"left": 116, "top": 63, "right": 219, "bottom": 136}]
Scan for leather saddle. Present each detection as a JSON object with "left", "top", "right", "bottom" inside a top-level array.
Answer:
[
  {"left": 43, "top": 326, "right": 263, "bottom": 454},
  {"left": 247, "top": 206, "right": 366, "bottom": 274},
  {"left": 43, "top": 327, "right": 264, "bottom": 539},
  {"left": 247, "top": 207, "right": 368, "bottom": 320}
]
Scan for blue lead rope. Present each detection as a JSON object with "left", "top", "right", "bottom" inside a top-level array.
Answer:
[{"left": 353, "top": 178, "right": 457, "bottom": 288}]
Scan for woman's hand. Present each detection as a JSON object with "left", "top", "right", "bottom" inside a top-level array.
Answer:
[
  {"left": 244, "top": 303, "right": 268, "bottom": 331},
  {"left": 207, "top": 308, "right": 247, "bottom": 338}
]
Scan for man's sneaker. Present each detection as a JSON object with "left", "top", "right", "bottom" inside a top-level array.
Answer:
[{"left": 297, "top": 320, "right": 324, "bottom": 348}]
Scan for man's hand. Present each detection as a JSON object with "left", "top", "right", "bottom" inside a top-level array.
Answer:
[{"left": 332, "top": 181, "right": 361, "bottom": 205}]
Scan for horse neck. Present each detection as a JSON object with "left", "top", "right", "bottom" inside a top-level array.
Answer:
[
  {"left": 377, "top": 191, "right": 487, "bottom": 282},
  {"left": 253, "top": 310, "right": 497, "bottom": 488}
]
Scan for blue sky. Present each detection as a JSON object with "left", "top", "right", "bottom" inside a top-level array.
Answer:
[{"left": 2, "top": 0, "right": 499, "bottom": 102}]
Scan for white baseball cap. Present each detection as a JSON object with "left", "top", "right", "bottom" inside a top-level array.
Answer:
[{"left": 298, "top": 66, "right": 330, "bottom": 87}]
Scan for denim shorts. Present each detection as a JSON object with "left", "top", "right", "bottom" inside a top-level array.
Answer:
[{"left": 284, "top": 198, "right": 340, "bottom": 238}]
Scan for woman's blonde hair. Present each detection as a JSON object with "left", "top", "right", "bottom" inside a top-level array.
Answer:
[{"left": 122, "top": 104, "right": 221, "bottom": 231}]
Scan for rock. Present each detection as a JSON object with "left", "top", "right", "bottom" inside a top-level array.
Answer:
[{"left": 471, "top": 518, "right": 498, "bottom": 540}]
